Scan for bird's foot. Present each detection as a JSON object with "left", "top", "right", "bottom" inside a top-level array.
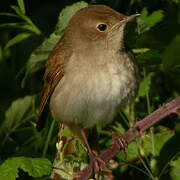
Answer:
[
  {"left": 88, "top": 151, "right": 112, "bottom": 180},
  {"left": 89, "top": 151, "right": 111, "bottom": 174}
]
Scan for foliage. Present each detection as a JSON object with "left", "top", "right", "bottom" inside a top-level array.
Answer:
[
  {"left": 21, "top": 1, "right": 88, "bottom": 87},
  {"left": 0, "top": 95, "right": 35, "bottom": 146},
  {"left": 0, "top": 157, "right": 52, "bottom": 180},
  {"left": 170, "top": 154, "right": 180, "bottom": 180},
  {"left": 0, "top": 0, "right": 180, "bottom": 179}
]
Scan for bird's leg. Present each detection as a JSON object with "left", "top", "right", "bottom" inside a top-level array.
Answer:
[
  {"left": 80, "top": 127, "right": 94, "bottom": 157},
  {"left": 80, "top": 128, "right": 110, "bottom": 174}
]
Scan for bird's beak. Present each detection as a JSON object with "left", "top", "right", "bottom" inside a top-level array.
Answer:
[
  {"left": 109, "top": 14, "right": 140, "bottom": 33},
  {"left": 123, "top": 14, "right": 141, "bottom": 23}
]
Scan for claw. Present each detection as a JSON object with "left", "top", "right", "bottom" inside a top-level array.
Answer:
[
  {"left": 80, "top": 128, "right": 111, "bottom": 177},
  {"left": 89, "top": 151, "right": 111, "bottom": 173}
]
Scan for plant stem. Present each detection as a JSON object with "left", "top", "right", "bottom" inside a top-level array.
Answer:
[
  {"left": 138, "top": 154, "right": 156, "bottom": 180},
  {"left": 143, "top": 68, "right": 155, "bottom": 156},
  {"left": 42, "top": 119, "right": 56, "bottom": 157}
]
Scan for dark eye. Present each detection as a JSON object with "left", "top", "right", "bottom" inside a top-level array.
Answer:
[{"left": 97, "top": 23, "right": 107, "bottom": 31}]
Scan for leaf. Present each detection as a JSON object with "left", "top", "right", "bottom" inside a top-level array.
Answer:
[
  {"left": 0, "top": 157, "right": 52, "bottom": 180},
  {"left": 143, "top": 126, "right": 174, "bottom": 157},
  {"left": 0, "top": 22, "right": 23, "bottom": 28},
  {"left": 10, "top": 5, "right": 23, "bottom": 17},
  {"left": 156, "top": 131, "right": 180, "bottom": 176},
  {"left": 137, "top": 72, "right": 154, "bottom": 99},
  {"left": 0, "top": 12, "right": 19, "bottom": 18},
  {"left": 22, "top": 1, "right": 88, "bottom": 87},
  {"left": 10, "top": 4, "right": 41, "bottom": 34},
  {"left": 20, "top": 23, "right": 41, "bottom": 34},
  {"left": 55, "top": 1, "right": 88, "bottom": 35},
  {"left": 17, "top": 0, "right": 26, "bottom": 14},
  {"left": 5, "top": 32, "right": 32, "bottom": 49},
  {"left": 117, "top": 141, "right": 139, "bottom": 161},
  {"left": 137, "top": 8, "right": 164, "bottom": 33},
  {"left": 133, "top": 48, "right": 150, "bottom": 54},
  {"left": 0, "top": 22, "right": 37, "bottom": 33},
  {"left": 0, "top": 96, "right": 34, "bottom": 140},
  {"left": 21, "top": 34, "right": 56, "bottom": 87},
  {"left": 170, "top": 155, "right": 180, "bottom": 180},
  {"left": 162, "top": 34, "right": 180, "bottom": 71},
  {"left": 117, "top": 126, "right": 174, "bottom": 162},
  {"left": 136, "top": 49, "right": 161, "bottom": 66},
  {"left": 146, "top": 10, "right": 164, "bottom": 28},
  {"left": 58, "top": 129, "right": 73, "bottom": 137}
]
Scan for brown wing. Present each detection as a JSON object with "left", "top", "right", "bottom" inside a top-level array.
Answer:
[{"left": 36, "top": 35, "right": 72, "bottom": 131}]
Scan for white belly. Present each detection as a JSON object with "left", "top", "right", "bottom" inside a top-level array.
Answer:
[{"left": 50, "top": 53, "right": 138, "bottom": 128}]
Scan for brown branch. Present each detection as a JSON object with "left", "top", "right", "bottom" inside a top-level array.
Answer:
[{"left": 73, "top": 96, "right": 180, "bottom": 180}]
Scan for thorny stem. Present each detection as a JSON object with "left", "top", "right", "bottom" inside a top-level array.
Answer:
[{"left": 72, "top": 96, "right": 180, "bottom": 180}]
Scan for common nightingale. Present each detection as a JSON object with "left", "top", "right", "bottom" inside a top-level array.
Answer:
[{"left": 37, "top": 5, "right": 140, "bottom": 159}]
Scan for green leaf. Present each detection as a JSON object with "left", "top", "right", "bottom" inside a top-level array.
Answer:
[
  {"left": 117, "top": 126, "right": 174, "bottom": 162},
  {"left": 170, "top": 155, "right": 180, "bottom": 180},
  {"left": 137, "top": 72, "right": 154, "bottom": 99},
  {"left": 5, "top": 32, "right": 32, "bottom": 49},
  {"left": 133, "top": 48, "right": 150, "bottom": 54},
  {"left": 22, "top": 1, "right": 88, "bottom": 87},
  {"left": 162, "top": 34, "right": 180, "bottom": 70},
  {"left": 136, "top": 49, "right": 162, "bottom": 66},
  {"left": 117, "top": 141, "right": 139, "bottom": 161},
  {"left": 0, "top": 22, "right": 41, "bottom": 34},
  {"left": 10, "top": 4, "right": 41, "bottom": 34},
  {"left": 17, "top": 0, "right": 26, "bottom": 14},
  {"left": 58, "top": 129, "right": 73, "bottom": 137},
  {"left": 18, "top": 15, "right": 42, "bottom": 34},
  {"left": 55, "top": 1, "right": 88, "bottom": 35},
  {"left": 21, "top": 35, "right": 53, "bottom": 87},
  {"left": 146, "top": 10, "right": 164, "bottom": 28},
  {"left": 0, "top": 12, "right": 19, "bottom": 18},
  {"left": 0, "top": 96, "right": 34, "bottom": 142},
  {"left": 10, "top": 5, "right": 23, "bottom": 17},
  {"left": 0, "top": 22, "right": 23, "bottom": 28},
  {"left": 143, "top": 126, "right": 174, "bottom": 157},
  {"left": 0, "top": 157, "right": 52, "bottom": 180},
  {"left": 137, "top": 8, "right": 164, "bottom": 33},
  {"left": 20, "top": 23, "right": 41, "bottom": 34}
]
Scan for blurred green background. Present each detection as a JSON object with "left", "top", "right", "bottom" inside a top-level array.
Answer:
[{"left": 0, "top": 0, "right": 180, "bottom": 179}]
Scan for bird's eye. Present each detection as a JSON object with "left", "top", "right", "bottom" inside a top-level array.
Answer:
[{"left": 97, "top": 23, "right": 107, "bottom": 32}]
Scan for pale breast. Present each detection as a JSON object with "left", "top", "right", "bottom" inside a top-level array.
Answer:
[{"left": 50, "top": 50, "right": 139, "bottom": 128}]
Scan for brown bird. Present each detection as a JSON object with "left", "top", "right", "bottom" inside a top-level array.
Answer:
[{"left": 37, "top": 4, "right": 140, "bottom": 165}]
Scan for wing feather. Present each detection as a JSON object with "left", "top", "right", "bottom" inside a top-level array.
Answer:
[{"left": 36, "top": 35, "right": 72, "bottom": 131}]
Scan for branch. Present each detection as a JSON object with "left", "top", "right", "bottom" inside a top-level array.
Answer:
[{"left": 73, "top": 96, "right": 180, "bottom": 180}]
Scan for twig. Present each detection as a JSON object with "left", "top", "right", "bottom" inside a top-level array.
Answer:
[{"left": 73, "top": 96, "right": 180, "bottom": 180}]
